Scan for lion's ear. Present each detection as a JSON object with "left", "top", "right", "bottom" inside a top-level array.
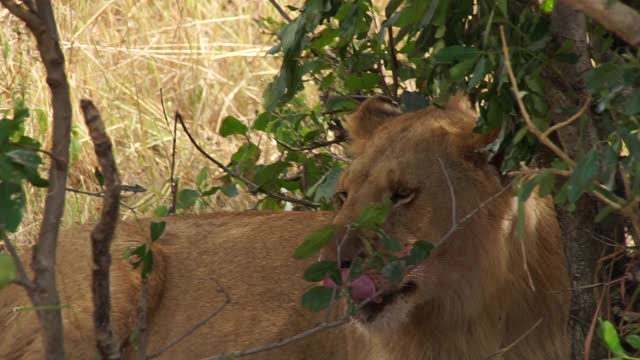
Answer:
[
  {"left": 444, "top": 93, "right": 498, "bottom": 166},
  {"left": 347, "top": 95, "right": 402, "bottom": 156}
]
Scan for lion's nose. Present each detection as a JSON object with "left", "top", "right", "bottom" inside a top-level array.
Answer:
[{"left": 319, "top": 227, "right": 363, "bottom": 267}]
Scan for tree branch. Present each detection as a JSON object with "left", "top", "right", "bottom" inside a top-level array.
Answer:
[
  {"left": 558, "top": 0, "right": 640, "bottom": 47},
  {"left": 268, "top": 0, "right": 292, "bottom": 22},
  {"left": 175, "top": 112, "right": 319, "bottom": 208},
  {"left": 146, "top": 280, "right": 231, "bottom": 359},
  {"left": 81, "top": 99, "right": 121, "bottom": 360},
  {"left": 1, "top": 1, "right": 73, "bottom": 358}
]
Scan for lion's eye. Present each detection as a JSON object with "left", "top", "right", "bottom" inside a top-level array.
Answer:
[
  {"left": 391, "top": 189, "right": 415, "bottom": 205},
  {"left": 334, "top": 191, "right": 348, "bottom": 207}
]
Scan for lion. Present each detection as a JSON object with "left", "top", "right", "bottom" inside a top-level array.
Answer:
[
  {"left": 0, "top": 94, "right": 569, "bottom": 359},
  {"left": 325, "top": 94, "right": 570, "bottom": 359}
]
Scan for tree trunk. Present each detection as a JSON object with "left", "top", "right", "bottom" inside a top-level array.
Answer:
[{"left": 544, "top": 4, "right": 608, "bottom": 359}]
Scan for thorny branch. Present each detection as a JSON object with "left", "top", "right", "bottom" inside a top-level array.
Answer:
[
  {"left": 175, "top": 112, "right": 319, "bottom": 208},
  {"left": 80, "top": 99, "right": 121, "bottom": 360}
]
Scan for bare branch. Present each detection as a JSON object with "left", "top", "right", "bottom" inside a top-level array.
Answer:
[
  {"left": 146, "top": 280, "right": 231, "bottom": 359},
  {"left": 386, "top": 28, "right": 399, "bottom": 99},
  {"left": 169, "top": 111, "right": 179, "bottom": 216},
  {"left": 0, "top": 0, "right": 43, "bottom": 31},
  {"left": 541, "top": 96, "right": 592, "bottom": 139},
  {"left": 274, "top": 137, "right": 346, "bottom": 152},
  {"left": 176, "top": 112, "right": 319, "bottom": 208},
  {"left": 499, "top": 26, "right": 576, "bottom": 168},
  {"left": 558, "top": 0, "right": 640, "bottom": 47},
  {"left": 268, "top": 0, "right": 292, "bottom": 22},
  {"left": 1, "top": 0, "right": 74, "bottom": 358},
  {"left": 81, "top": 99, "right": 121, "bottom": 360}
]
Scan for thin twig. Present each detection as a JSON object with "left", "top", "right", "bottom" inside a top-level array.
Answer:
[
  {"left": 0, "top": 228, "right": 34, "bottom": 290},
  {"left": 274, "top": 137, "right": 346, "bottom": 152},
  {"left": 386, "top": 27, "right": 399, "bottom": 99},
  {"left": 437, "top": 157, "right": 456, "bottom": 229},
  {"left": 499, "top": 26, "right": 575, "bottom": 168},
  {"left": 541, "top": 96, "right": 592, "bottom": 139},
  {"left": 146, "top": 280, "right": 231, "bottom": 359},
  {"left": 485, "top": 318, "right": 544, "bottom": 359},
  {"left": 168, "top": 112, "right": 179, "bottom": 216},
  {"left": 176, "top": 113, "right": 319, "bottom": 208},
  {"left": 500, "top": 25, "right": 640, "bottom": 242},
  {"left": 81, "top": 99, "right": 121, "bottom": 360},
  {"left": 268, "top": 0, "right": 292, "bottom": 22}
]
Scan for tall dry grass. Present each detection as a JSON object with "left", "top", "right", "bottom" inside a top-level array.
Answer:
[{"left": 0, "top": 0, "right": 288, "bottom": 244}]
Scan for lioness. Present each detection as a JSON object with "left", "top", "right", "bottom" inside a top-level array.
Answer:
[{"left": 1, "top": 95, "right": 569, "bottom": 359}]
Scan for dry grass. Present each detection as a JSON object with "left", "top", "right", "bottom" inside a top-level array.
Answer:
[{"left": 0, "top": 0, "right": 289, "bottom": 244}]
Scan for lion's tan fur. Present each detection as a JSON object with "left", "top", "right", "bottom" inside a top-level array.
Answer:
[
  {"left": 1, "top": 95, "right": 569, "bottom": 359},
  {"left": 1, "top": 212, "right": 345, "bottom": 359},
  {"left": 330, "top": 95, "right": 569, "bottom": 359}
]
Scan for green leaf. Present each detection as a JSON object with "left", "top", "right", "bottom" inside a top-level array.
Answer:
[
  {"left": 625, "top": 334, "right": 640, "bottom": 350},
  {"left": 622, "top": 89, "right": 640, "bottom": 115},
  {"left": 254, "top": 162, "right": 288, "bottom": 187},
  {"left": 565, "top": 149, "right": 598, "bottom": 203},
  {"left": 70, "top": 127, "right": 81, "bottom": 162},
  {"left": 150, "top": 221, "right": 166, "bottom": 242},
  {"left": 219, "top": 116, "right": 248, "bottom": 137},
  {"left": 347, "top": 257, "right": 363, "bottom": 282},
  {"left": 177, "top": 189, "right": 200, "bottom": 209},
  {"left": 94, "top": 167, "right": 105, "bottom": 186},
  {"left": 449, "top": 58, "right": 477, "bottom": 81},
  {"left": 357, "top": 201, "right": 391, "bottom": 228},
  {"left": 302, "top": 286, "right": 334, "bottom": 312},
  {"left": 294, "top": 225, "right": 337, "bottom": 259},
  {"left": 598, "top": 320, "right": 626, "bottom": 356},
  {"left": 220, "top": 182, "right": 239, "bottom": 197},
  {"left": 496, "top": 0, "right": 508, "bottom": 17},
  {"left": 399, "top": 92, "right": 428, "bottom": 112},
  {"left": 537, "top": 171, "right": 556, "bottom": 198},
  {"left": 367, "top": 253, "right": 385, "bottom": 270},
  {"left": 377, "top": 229, "right": 402, "bottom": 252},
  {"left": 405, "top": 240, "right": 434, "bottom": 265},
  {"left": 344, "top": 73, "right": 381, "bottom": 92},
  {"left": 196, "top": 167, "right": 208, "bottom": 188},
  {"left": 467, "top": 56, "right": 487, "bottom": 90},
  {"left": 540, "top": 0, "right": 555, "bottom": 13},
  {"left": 382, "top": 260, "right": 405, "bottom": 284},
  {"left": 0, "top": 253, "right": 17, "bottom": 289},
  {"left": 433, "top": 46, "right": 480, "bottom": 64},
  {"left": 0, "top": 181, "right": 25, "bottom": 232},
  {"left": 585, "top": 64, "right": 625, "bottom": 93},
  {"left": 303, "top": 260, "right": 339, "bottom": 282},
  {"left": 253, "top": 112, "right": 274, "bottom": 132},
  {"left": 34, "top": 108, "right": 48, "bottom": 138},
  {"left": 307, "top": 167, "right": 343, "bottom": 203},
  {"left": 153, "top": 206, "right": 169, "bottom": 217}
]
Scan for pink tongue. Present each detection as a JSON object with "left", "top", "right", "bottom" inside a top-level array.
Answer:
[{"left": 322, "top": 269, "right": 379, "bottom": 303}]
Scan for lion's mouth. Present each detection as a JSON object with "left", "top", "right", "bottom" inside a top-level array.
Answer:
[{"left": 357, "top": 281, "right": 417, "bottom": 323}]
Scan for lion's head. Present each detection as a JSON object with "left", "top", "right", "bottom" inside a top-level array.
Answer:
[{"left": 320, "top": 95, "right": 568, "bottom": 358}]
